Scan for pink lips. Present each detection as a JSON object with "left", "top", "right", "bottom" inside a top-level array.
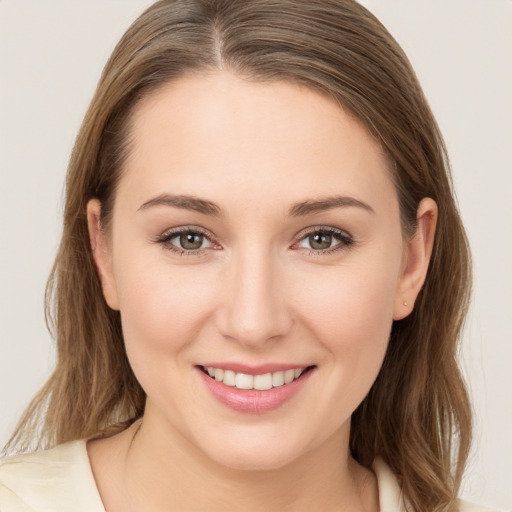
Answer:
[{"left": 196, "top": 364, "right": 314, "bottom": 414}]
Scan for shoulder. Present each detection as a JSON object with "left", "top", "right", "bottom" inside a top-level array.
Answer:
[
  {"left": 458, "top": 499, "right": 504, "bottom": 512},
  {"left": 372, "top": 458, "right": 504, "bottom": 512},
  {"left": 0, "top": 440, "right": 105, "bottom": 512}
]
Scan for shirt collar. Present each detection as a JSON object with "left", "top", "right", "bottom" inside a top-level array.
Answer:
[{"left": 372, "top": 457, "right": 406, "bottom": 512}]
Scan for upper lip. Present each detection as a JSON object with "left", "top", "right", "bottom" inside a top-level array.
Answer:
[{"left": 198, "top": 362, "right": 313, "bottom": 375}]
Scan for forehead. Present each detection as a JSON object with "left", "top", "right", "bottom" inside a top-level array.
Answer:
[{"left": 118, "top": 71, "right": 397, "bottom": 217}]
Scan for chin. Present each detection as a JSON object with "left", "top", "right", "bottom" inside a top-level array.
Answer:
[
  {"left": 210, "top": 447, "right": 298, "bottom": 472},
  {"left": 196, "top": 428, "right": 308, "bottom": 472}
]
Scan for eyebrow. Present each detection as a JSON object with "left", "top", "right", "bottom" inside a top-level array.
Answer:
[
  {"left": 288, "top": 196, "right": 374, "bottom": 216},
  {"left": 138, "top": 194, "right": 222, "bottom": 216},
  {"left": 138, "top": 194, "right": 374, "bottom": 217}
]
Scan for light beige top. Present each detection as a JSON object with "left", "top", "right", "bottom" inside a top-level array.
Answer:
[{"left": 0, "top": 440, "right": 498, "bottom": 511}]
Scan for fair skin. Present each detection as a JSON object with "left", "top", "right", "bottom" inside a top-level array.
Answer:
[{"left": 86, "top": 72, "right": 437, "bottom": 512}]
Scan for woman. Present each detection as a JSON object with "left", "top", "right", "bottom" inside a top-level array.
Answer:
[{"left": 0, "top": 1, "right": 498, "bottom": 511}]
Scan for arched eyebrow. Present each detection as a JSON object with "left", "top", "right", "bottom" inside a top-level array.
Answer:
[
  {"left": 138, "top": 194, "right": 374, "bottom": 217},
  {"left": 288, "top": 196, "right": 374, "bottom": 216},
  {"left": 138, "top": 194, "right": 222, "bottom": 216}
]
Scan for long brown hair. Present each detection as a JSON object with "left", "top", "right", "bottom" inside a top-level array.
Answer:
[{"left": 5, "top": 1, "right": 472, "bottom": 510}]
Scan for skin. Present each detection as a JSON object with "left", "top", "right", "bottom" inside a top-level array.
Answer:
[{"left": 86, "top": 71, "right": 437, "bottom": 512}]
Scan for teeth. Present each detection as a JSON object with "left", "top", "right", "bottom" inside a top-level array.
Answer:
[
  {"left": 223, "top": 370, "right": 236, "bottom": 387},
  {"left": 235, "top": 373, "right": 253, "bottom": 390},
  {"left": 284, "top": 369, "right": 295, "bottom": 384},
  {"left": 203, "top": 366, "right": 307, "bottom": 390},
  {"left": 272, "top": 371, "right": 284, "bottom": 387},
  {"left": 254, "top": 373, "right": 272, "bottom": 391}
]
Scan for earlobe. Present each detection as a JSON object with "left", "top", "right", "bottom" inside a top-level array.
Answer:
[
  {"left": 393, "top": 198, "right": 438, "bottom": 320},
  {"left": 86, "top": 199, "right": 120, "bottom": 311}
]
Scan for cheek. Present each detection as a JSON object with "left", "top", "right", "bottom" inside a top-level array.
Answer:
[
  {"left": 294, "top": 256, "right": 400, "bottom": 346},
  {"left": 113, "top": 252, "right": 218, "bottom": 366},
  {"left": 291, "top": 249, "right": 402, "bottom": 403}
]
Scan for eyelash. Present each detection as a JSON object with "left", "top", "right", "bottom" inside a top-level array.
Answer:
[
  {"left": 154, "top": 226, "right": 215, "bottom": 257},
  {"left": 154, "top": 226, "right": 354, "bottom": 257},
  {"left": 293, "top": 226, "right": 354, "bottom": 256}
]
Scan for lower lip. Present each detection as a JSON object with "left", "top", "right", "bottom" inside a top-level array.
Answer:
[{"left": 197, "top": 367, "right": 314, "bottom": 414}]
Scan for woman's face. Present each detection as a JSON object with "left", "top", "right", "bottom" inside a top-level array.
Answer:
[{"left": 89, "top": 72, "right": 430, "bottom": 470}]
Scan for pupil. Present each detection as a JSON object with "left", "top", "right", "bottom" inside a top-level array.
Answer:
[
  {"left": 310, "top": 233, "right": 332, "bottom": 250},
  {"left": 180, "top": 233, "right": 203, "bottom": 250}
]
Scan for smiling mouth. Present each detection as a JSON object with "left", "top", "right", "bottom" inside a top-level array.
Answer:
[{"left": 199, "top": 365, "right": 315, "bottom": 391}]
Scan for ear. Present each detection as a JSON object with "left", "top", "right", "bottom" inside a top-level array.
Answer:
[
  {"left": 86, "top": 199, "right": 120, "bottom": 311},
  {"left": 393, "top": 198, "right": 438, "bottom": 320}
]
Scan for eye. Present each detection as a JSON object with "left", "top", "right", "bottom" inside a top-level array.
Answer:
[
  {"left": 303, "top": 232, "right": 335, "bottom": 251},
  {"left": 172, "top": 232, "right": 211, "bottom": 251},
  {"left": 156, "top": 227, "right": 216, "bottom": 255},
  {"left": 294, "top": 227, "right": 353, "bottom": 255}
]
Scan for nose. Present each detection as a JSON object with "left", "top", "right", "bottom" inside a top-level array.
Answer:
[{"left": 216, "top": 244, "right": 293, "bottom": 349}]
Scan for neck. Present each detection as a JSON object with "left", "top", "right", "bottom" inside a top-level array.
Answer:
[{"left": 115, "top": 411, "right": 378, "bottom": 512}]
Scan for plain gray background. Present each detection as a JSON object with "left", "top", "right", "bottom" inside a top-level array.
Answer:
[{"left": 0, "top": 1, "right": 511, "bottom": 509}]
